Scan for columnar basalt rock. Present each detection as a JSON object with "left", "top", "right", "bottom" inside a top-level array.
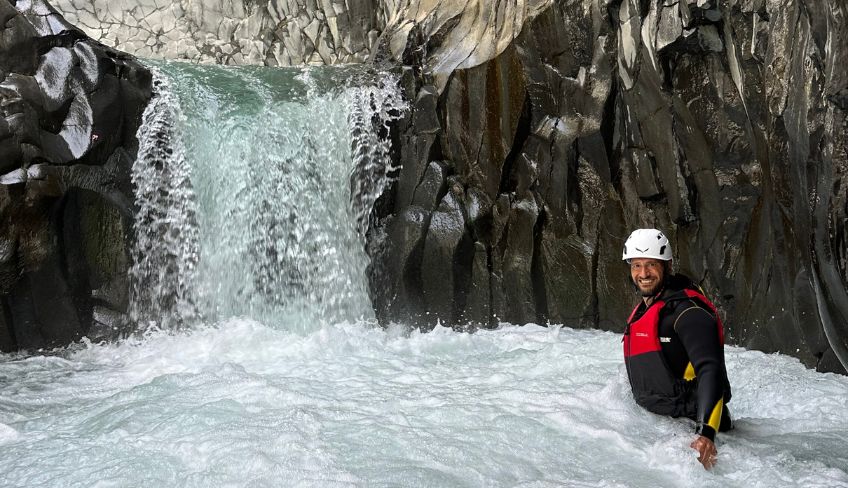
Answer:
[
  {"left": 0, "top": 0, "right": 151, "bottom": 350},
  {"left": 367, "top": 0, "right": 848, "bottom": 374}
]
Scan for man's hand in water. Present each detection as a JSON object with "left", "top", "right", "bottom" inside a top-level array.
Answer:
[{"left": 690, "top": 435, "right": 717, "bottom": 470}]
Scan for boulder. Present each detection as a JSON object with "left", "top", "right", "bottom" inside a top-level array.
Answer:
[{"left": 0, "top": 1, "right": 151, "bottom": 350}]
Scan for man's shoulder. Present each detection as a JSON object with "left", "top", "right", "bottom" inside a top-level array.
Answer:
[
  {"left": 674, "top": 299, "right": 714, "bottom": 317},
  {"left": 664, "top": 297, "right": 716, "bottom": 334},
  {"left": 659, "top": 275, "right": 696, "bottom": 304},
  {"left": 663, "top": 273, "right": 698, "bottom": 293},
  {"left": 660, "top": 276, "right": 715, "bottom": 318}
]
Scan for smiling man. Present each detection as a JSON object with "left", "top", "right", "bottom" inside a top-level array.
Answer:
[{"left": 621, "top": 228, "right": 733, "bottom": 470}]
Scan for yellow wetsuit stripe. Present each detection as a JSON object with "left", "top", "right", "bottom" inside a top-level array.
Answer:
[
  {"left": 683, "top": 362, "right": 696, "bottom": 381},
  {"left": 707, "top": 397, "right": 724, "bottom": 432}
]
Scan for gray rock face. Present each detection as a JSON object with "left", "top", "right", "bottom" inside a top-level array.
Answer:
[
  {"left": 48, "top": 0, "right": 551, "bottom": 70},
  {"left": 49, "top": 0, "right": 382, "bottom": 66},
  {"left": 368, "top": 0, "right": 848, "bottom": 374},
  {"left": 0, "top": 1, "right": 151, "bottom": 350}
]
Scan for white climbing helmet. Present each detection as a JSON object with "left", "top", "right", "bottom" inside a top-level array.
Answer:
[{"left": 622, "top": 228, "right": 672, "bottom": 262}]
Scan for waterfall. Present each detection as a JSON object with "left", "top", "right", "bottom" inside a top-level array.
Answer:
[
  {"left": 127, "top": 62, "right": 407, "bottom": 331},
  {"left": 128, "top": 68, "right": 200, "bottom": 330},
  {"left": 348, "top": 73, "right": 408, "bottom": 237}
]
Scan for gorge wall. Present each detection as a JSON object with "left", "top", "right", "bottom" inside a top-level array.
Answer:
[
  {"left": 365, "top": 0, "right": 848, "bottom": 374},
  {"left": 0, "top": 0, "right": 151, "bottom": 350},
  {"left": 23, "top": 0, "right": 848, "bottom": 374}
]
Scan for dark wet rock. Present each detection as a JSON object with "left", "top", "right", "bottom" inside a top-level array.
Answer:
[
  {"left": 367, "top": 205, "right": 430, "bottom": 324},
  {"left": 421, "top": 178, "right": 467, "bottom": 324},
  {"left": 496, "top": 192, "right": 539, "bottom": 325},
  {"left": 0, "top": 1, "right": 151, "bottom": 351},
  {"left": 366, "top": 0, "right": 848, "bottom": 374},
  {"left": 397, "top": 86, "right": 440, "bottom": 209},
  {"left": 463, "top": 241, "right": 492, "bottom": 326},
  {"left": 411, "top": 161, "right": 448, "bottom": 211}
]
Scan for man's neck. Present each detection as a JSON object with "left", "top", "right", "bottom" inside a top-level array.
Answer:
[{"left": 642, "top": 288, "right": 664, "bottom": 307}]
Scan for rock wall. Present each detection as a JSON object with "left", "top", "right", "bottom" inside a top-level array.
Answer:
[
  {"left": 24, "top": 0, "right": 848, "bottom": 374},
  {"left": 0, "top": 0, "right": 151, "bottom": 350},
  {"left": 367, "top": 0, "right": 848, "bottom": 374}
]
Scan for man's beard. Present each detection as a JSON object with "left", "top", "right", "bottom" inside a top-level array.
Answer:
[{"left": 633, "top": 278, "right": 663, "bottom": 297}]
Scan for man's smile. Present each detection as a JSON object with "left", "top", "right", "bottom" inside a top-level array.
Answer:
[{"left": 629, "top": 258, "right": 665, "bottom": 297}]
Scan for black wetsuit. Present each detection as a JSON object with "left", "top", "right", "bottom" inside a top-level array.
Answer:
[{"left": 626, "top": 274, "right": 733, "bottom": 441}]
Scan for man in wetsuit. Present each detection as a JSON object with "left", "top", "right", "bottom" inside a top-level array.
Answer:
[{"left": 621, "top": 228, "right": 732, "bottom": 470}]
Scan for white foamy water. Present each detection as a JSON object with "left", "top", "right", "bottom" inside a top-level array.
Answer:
[{"left": 1, "top": 322, "right": 845, "bottom": 487}]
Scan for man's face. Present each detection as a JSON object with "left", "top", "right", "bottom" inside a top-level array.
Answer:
[{"left": 629, "top": 258, "right": 666, "bottom": 297}]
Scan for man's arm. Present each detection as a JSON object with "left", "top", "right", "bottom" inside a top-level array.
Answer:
[{"left": 674, "top": 303, "right": 727, "bottom": 468}]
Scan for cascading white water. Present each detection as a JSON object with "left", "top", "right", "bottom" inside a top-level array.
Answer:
[
  {"left": 129, "top": 68, "right": 200, "bottom": 330},
  {"left": 348, "top": 74, "right": 409, "bottom": 237},
  {"left": 128, "top": 63, "right": 406, "bottom": 330}
]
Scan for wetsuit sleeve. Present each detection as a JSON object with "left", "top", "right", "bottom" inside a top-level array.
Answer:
[{"left": 674, "top": 305, "right": 725, "bottom": 442}]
